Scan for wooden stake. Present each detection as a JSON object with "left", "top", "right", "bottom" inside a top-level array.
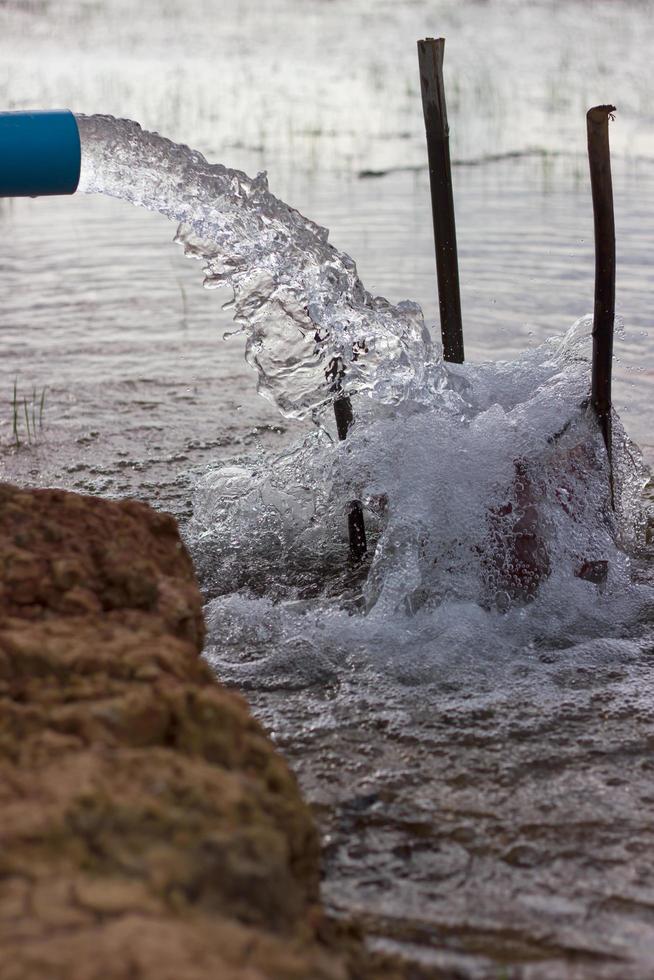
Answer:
[
  {"left": 587, "top": 104, "right": 616, "bottom": 503},
  {"left": 333, "top": 393, "right": 354, "bottom": 442},
  {"left": 334, "top": 393, "right": 367, "bottom": 561},
  {"left": 417, "top": 37, "right": 464, "bottom": 363}
]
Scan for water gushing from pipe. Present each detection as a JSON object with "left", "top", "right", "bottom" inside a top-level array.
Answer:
[{"left": 76, "top": 114, "right": 436, "bottom": 418}]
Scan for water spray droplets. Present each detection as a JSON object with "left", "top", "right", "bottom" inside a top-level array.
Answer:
[{"left": 74, "top": 113, "right": 653, "bottom": 675}]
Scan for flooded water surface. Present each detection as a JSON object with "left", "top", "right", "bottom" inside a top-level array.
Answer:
[{"left": 1, "top": 2, "right": 653, "bottom": 978}]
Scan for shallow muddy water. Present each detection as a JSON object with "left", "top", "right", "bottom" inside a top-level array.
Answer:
[
  {"left": 1, "top": 1, "right": 653, "bottom": 977},
  {"left": 224, "top": 634, "right": 654, "bottom": 979}
]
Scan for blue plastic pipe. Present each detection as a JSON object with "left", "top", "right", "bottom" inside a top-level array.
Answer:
[{"left": 0, "top": 110, "right": 80, "bottom": 197}]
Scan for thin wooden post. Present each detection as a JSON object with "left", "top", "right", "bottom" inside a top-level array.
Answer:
[
  {"left": 587, "top": 104, "right": 616, "bottom": 504},
  {"left": 417, "top": 37, "right": 464, "bottom": 363},
  {"left": 333, "top": 393, "right": 354, "bottom": 442},
  {"left": 333, "top": 393, "right": 367, "bottom": 561}
]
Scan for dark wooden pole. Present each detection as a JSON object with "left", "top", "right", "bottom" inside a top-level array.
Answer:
[
  {"left": 333, "top": 393, "right": 354, "bottom": 442},
  {"left": 587, "top": 104, "right": 616, "bottom": 503},
  {"left": 417, "top": 37, "right": 464, "bottom": 363},
  {"left": 334, "top": 393, "right": 367, "bottom": 561}
]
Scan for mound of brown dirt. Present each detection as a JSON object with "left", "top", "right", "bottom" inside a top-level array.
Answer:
[{"left": 0, "top": 484, "right": 410, "bottom": 980}]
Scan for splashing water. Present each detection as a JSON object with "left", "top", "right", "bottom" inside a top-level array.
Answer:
[
  {"left": 77, "top": 114, "right": 652, "bottom": 679},
  {"left": 75, "top": 113, "right": 654, "bottom": 976},
  {"left": 191, "top": 317, "right": 652, "bottom": 687},
  {"left": 77, "top": 114, "right": 434, "bottom": 418}
]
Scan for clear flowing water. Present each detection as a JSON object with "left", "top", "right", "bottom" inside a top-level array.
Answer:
[
  {"left": 1, "top": 2, "right": 653, "bottom": 976},
  {"left": 76, "top": 113, "right": 433, "bottom": 417}
]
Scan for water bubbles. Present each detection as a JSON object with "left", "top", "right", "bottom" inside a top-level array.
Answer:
[{"left": 494, "top": 591, "right": 512, "bottom": 613}]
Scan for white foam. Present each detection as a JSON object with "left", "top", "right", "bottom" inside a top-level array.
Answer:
[{"left": 192, "top": 320, "right": 652, "bottom": 682}]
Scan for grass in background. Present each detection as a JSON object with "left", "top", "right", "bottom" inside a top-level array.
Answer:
[{"left": 11, "top": 379, "right": 47, "bottom": 448}]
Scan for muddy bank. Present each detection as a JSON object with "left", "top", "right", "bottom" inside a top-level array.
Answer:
[{"left": 0, "top": 483, "right": 420, "bottom": 980}]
